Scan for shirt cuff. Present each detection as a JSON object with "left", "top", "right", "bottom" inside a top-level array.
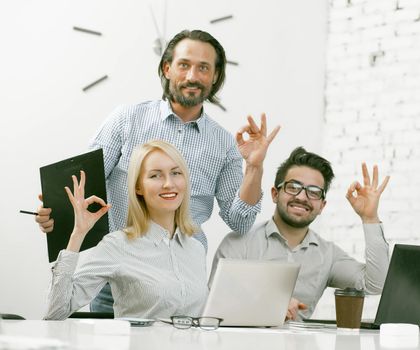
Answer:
[
  {"left": 232, "top": 189, "right": 263, "bottom": 215},
  {"left": 51, "top": 250, "right": 79, "bottom": 274}
]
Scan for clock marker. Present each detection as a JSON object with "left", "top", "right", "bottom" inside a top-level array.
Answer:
[
  {"left": 210, "top": 15, "right": 233, "bottom": 24},
  {"left": 214, "top": 102, "right": 227, "bottom": 112},
  {"left": 82, "top": 75, "right": 108, "bottom": 92},
  {"left": 73, "top": 26, "right": 102, "bottom": 36},
  {"left": 226, "top": 60, "right": 239, "bottom": 66}
]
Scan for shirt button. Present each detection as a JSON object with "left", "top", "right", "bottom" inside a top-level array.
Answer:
[{"left": 178, "top": 129, "right": 182, "bottom": 133}]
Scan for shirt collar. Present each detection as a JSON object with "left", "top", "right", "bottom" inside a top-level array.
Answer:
[
  {"left": 299, "top": 229, "right": 320, "bottom": 248},
  {"left": 147, "top": 221, "right": 170, "bottom": 245},
  {"left": 265, "top": 219, "right": 283, "bottom": 240},
  {"left": 174, "top": 229, "right": 189, "bottom": 248},
  {"left": 159, "top": 99, "right": 207, "bottom": 133},
  {"left": 147, "top": 221, "right": 188, "bottom": 247},
  {"left": 265, "top": 218, "right": 319, "bottom": 248}
]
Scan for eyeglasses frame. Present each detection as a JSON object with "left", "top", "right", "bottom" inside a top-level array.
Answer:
[
  {"left": 277, "top": 180, "right": 325, "bottom": 200},
  {"left": 170, "top": 315, "right": 224, "bottom": 330}
]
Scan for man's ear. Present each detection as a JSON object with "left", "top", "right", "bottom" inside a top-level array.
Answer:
[
  {"left": 318, "top": 200, "right": 327, "bottom": 215},
  {"left": 271, "top": 187, "right": 278, "bottom": 203},
  {"left": 163, "top": 61, "right": 171, "bottom": 80},
  {"left": 212, "top": 71, "right": 219, "bottom": 85}
]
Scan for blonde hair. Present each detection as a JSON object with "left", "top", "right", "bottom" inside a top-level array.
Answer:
[{"left": 124, "top": 140, "right": 197, "bottom": 238}]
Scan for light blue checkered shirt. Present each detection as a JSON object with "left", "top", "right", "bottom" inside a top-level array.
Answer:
[{"left": 89, "top": 100, "right": 261, "bottom": 250}]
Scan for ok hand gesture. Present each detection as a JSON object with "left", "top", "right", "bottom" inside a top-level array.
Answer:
[
  {"left": 65, "top": 171, "right": 110, "bottom": 251},
  {"left": 236, "top": 113, "right": 280, "bottom": 168},
  {"left": 346, "top": 163, "right": 390, "bottom": 223}
]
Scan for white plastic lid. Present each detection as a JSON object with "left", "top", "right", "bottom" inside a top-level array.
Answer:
[
  {"left": 380, "top": 323, "right": 419, "bottom": 336},
  {"left": 380, "top": 324, "right": 419, "bottom": 348}
]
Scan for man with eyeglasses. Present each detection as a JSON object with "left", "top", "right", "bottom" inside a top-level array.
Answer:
[{"left": 210, "top": 147, "right": 390, "bottom": 321}]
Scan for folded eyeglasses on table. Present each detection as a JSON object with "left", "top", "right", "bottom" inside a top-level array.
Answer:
[{"left": 169, "top": 316, "right": 223, "bottom": 330}]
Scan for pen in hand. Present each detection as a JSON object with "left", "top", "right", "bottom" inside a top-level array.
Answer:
[{"left": 19, "top": 210, "right": 38, "bottom": 216}]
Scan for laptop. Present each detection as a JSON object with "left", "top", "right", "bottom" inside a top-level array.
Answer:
[
  {"left": 202, "top": 258, "right": 300, "bottom": 327},
  {"left": 304, "top": 244, "right": 420, "bottom": 329}
]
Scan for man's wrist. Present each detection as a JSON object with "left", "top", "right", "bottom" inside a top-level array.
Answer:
[
  {"left": 244, "top": 163, "right": 263, "bottom": 174},
  {"left": 361, "top": 216, "right": 380, "bottom": 224}
]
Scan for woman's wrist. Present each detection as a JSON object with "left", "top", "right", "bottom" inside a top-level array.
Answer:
[{"left": 66, "top": 229, "right": 87, "bottom": 252}]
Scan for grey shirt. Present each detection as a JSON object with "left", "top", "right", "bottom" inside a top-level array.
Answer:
[
  {"left": 44, "top": 222, "right": 208, "bottom": 320},
  {"left": 211, "top": 219, "right": 389, "bottom": 319}
]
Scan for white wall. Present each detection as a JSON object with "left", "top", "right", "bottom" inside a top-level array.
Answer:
[
  {"left": 0, "top": 0, "right": 327, "bottom": 318},
  {"left": 314, "top": 0, "right": 420, "bottom": 320}
]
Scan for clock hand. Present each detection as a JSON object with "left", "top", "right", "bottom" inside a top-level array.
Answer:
[
  {"left": 162, "top": 0, "right": 168, "bottom": 43},
  {"left": 149, "top": 4, "right": 166, "bottom": 56},
  {"left": 149, "top": 4, "right": 162, "bottom": 40}
]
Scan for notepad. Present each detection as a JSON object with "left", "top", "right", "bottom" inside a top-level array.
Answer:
[{"left": 40, "top": 149, "right": 109, "bottom": 262}]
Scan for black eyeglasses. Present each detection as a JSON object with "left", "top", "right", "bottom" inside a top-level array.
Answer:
[
  {"left": 171, "top": 316, "right": 223, "bottom": 330},
  {"left": 277, "top": 180, "right": 325, "bottom": 200}
]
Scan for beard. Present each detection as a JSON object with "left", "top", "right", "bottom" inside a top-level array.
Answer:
[
  {"left": 169, "top": 81, "right": 210, "bottom": 107},
  {"left": 276, "top": 200, "right": 318, "bottom": 229}
]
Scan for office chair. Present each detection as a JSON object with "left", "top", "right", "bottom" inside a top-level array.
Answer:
[
  {"left": 0, "top": 313, "right": 26, "bottom": 320},
  {"left": 69, "top": 312, "right": 114, "bottom": 319}
]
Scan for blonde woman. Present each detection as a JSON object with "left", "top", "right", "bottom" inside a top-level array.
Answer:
[{"left": 44, "top": 140, "right": 207, "bottom": 320}]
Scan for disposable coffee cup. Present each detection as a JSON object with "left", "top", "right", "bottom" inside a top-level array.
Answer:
[{"left": 334, "top": 288, "right": 365, "bottom": 329}]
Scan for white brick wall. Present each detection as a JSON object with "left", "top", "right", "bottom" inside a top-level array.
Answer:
[{"left": 313, "top": 0, "right": 420, "bottom": 319}]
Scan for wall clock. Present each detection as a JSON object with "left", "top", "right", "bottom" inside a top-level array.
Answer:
[
  {"left": 72, "top": 7, "right": 238, "bottom": 112},
  {"left": 72, "top": 26, "right": 108, "bottom": 92}
]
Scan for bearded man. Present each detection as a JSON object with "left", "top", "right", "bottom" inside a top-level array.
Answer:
[
  {"left": 211, "top": 147, "right": 390, "bottom": 321},
  {"left": 36, "top": 30, "right": 280, "bottom": 312}
]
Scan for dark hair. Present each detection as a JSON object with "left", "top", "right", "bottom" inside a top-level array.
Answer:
[
  {"left": 158, "top": 29, "right": 226, "bottom": 104},
  {"left": 275, "top": 147, "right": 335, "bottom": 194}
]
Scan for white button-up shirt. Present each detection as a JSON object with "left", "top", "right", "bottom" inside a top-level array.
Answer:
[{"left": 44, "top": 223, "right": 208, "bottom": 320}]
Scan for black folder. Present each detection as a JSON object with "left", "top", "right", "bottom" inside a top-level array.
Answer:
[{"left": 40, "top": 149, "right": 109, "bottom": 262}]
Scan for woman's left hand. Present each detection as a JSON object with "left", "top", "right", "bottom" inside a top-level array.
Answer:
[{"left": 65, "top": 170, "right": 110, "bottom": 240}]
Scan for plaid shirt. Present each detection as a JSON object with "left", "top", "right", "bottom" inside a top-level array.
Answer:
[{"left": 89, "top": 100, "right": 261, "bottom": 249}]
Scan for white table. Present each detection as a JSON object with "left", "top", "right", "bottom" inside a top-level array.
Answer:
[{"left": 0, "top": 319, "right": 418, "bottom": 350}]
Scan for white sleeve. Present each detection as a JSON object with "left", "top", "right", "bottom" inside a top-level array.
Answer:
[{"left": 44, "top": 235, "right": 120, "bottom": 320}]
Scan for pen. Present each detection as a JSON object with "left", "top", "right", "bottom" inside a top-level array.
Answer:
[{"left": 19, "top": 210, "right": 38, "bottom": 216}]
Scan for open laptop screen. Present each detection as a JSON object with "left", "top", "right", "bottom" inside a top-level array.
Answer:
[
  {"left": 304, "top": 243, "right": 420, "bottom": 329},
  {"left": 374, "top": 243, "right": 420, "bottom": 326},
  {"left": 203, "top": 259, "right": 300, "bottom": 327}
]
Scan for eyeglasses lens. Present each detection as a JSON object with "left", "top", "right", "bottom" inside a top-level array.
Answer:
[
  {"left": 284, "top": 182, "right": 323, "bottom": 200},
  {"left": 199, "top": 317, "right": 220, "bottom": 330},
  {"left": 172, "top": 317, "right": 193, "bottom": 329}
]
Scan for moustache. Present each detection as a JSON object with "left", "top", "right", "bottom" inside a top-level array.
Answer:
[{"left": 180, "top": 82, "right": 205, "bottom": 90}]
